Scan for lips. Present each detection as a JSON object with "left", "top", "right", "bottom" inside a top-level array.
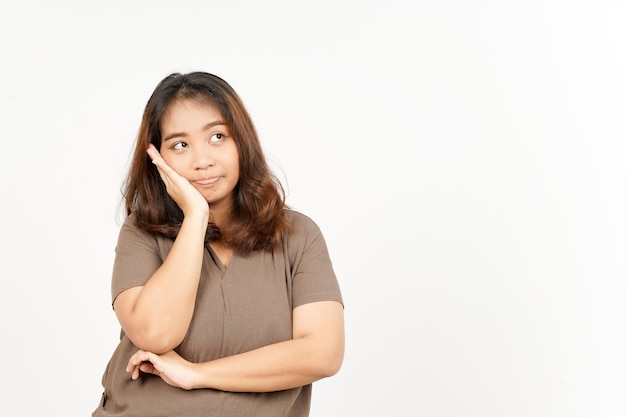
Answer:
[{"left": 195, "top": 177, "right": 220, "bottom": 186}]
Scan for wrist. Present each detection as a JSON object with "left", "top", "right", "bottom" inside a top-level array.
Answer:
[
  {"left": 183, "top": 211, "right": 209, "bottom": 226},
  {"left": 191, "top": 361, "right": 210, "bottom": 390}
]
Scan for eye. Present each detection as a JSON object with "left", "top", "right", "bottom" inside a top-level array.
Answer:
[
  {"left": 209, "top": 133, "right": 224, "bottom": 143},
  {"left": 172, "top": 141, "right": 188, "bottom": 150}
]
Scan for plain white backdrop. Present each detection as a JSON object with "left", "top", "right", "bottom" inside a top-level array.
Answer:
[{"left": 1, "top": 1, "right": 625, "bottom": 416}]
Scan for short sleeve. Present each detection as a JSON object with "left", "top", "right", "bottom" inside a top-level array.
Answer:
[
  {"left": 288, "top": 211, "right": 343, "bottom": 309},
  {"left": 110, "top": 215, "right": 169, "bottom": 305}
]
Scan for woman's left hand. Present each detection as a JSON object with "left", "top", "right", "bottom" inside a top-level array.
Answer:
[{"left": 126, "top": 349, "right": 197, "bottom": 390}]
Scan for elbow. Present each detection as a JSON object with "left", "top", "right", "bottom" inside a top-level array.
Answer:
[
  {"left": 302, "top": 328, "right": 344, "bottom": 379},
  {"left": 129, "top": 326, "right": 185, "bottom": 354},
  {"left": 313, "top": 343, "right": 344, "bottom": 378},
  {"left": 321, "top": 351, "right": 344, "bottom": 377},
  {"left": 135, "top": 340, "right": 179, "bottom": 355}
]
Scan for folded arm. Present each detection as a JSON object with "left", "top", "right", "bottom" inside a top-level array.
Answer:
[{"left": 127, "top": 300, "right": 345, "bottom": 392}]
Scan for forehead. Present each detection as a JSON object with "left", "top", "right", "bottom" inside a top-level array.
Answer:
[{"left": 161, "top": 98, "right": 225, "bottom": 131}]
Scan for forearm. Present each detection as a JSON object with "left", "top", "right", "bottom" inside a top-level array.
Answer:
[
  {"left": 117, "top": 213, "right": 208, "bottom": 352},
  {"left": 193, "top": 333, "right": 343, "bottom": 392}
]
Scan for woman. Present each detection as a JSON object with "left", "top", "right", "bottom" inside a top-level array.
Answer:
[{"left": 93, "top": 72, "right": 344, "bottom": 417}]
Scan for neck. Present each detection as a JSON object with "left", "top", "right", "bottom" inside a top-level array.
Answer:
[{"left": 208, "top": 203, "right": 233, "bottom": 229}]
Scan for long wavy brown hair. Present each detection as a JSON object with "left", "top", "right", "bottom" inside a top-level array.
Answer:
[{"left": 123, "top": 71, "right": 291, "bottom": 254}]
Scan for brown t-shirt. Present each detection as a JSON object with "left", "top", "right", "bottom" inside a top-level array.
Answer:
[{"left": 92, "top": 209, "right": 343, "bottom": 417}]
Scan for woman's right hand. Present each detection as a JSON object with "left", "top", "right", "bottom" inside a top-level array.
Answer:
[
  {"left": 147, "top": 144, "right": 209, "bottom": 218},
  {"left": 127, "top": 349, "right": 198, "bottom": 390}
]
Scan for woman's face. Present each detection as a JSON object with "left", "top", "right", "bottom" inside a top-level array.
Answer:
[{"left": 159, "top": 98, "right": 240, "bottom": 211}]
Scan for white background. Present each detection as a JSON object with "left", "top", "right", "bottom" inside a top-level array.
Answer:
[{"left": 1, "top": 1, "right": 625, "bottom": 416}]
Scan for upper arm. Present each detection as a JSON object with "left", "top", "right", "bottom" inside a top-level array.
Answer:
[
  {"left": 290, "top": 215, "right": 343, "bottom": 309},
  {"left": 110, "top": 219, "right": 170, "bottom": 348},
  {"left": 293, "top": 301, "right": 345, "bottom": 375},
  {"left": 113, "top": 286, "right": 143, "bottom": 334},
  {"left": 111, "top": 218, "right": 165, "bottom": 304}
]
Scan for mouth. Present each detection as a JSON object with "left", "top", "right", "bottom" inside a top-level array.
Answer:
[{"left": 194, "top": 177, "right": 220, "bottom": 186}]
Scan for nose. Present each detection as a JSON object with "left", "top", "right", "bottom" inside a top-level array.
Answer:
[{"left": 191, "top": 145, "right": 214, "bottom": 170}]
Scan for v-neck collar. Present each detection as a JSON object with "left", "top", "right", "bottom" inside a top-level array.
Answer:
[{"left": 205, "top": 244, "right": 235, "bottom": 274}]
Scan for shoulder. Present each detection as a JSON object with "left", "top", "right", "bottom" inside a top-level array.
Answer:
[
  {"left": 118, "top": 212, "right": 150, "bottom": 240},
  {"left": 284, "top": 208, "right": 316, "bottom": 226},
  {"left": 282, "top": 208, "right": 331, "bottom": 263},
  {"left": 116, "top": 213, "right": 172, "bottom": 251},
  {"left": 284, "top": 209, "right": 324, "bottom": 240}
]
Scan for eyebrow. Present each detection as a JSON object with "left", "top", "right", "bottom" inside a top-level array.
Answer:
[{"left": 162, "top": 120, "right": 226, "bottom": 142}]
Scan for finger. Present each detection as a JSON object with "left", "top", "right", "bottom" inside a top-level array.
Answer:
[
  {"left": 127, "top": 350, "right": 147, "bottom": 369},
  {"left": 127, "top": 351, "right": 153, "bottom": 379},
  {"left": 139, "top": 362, "right": 156, "bottom": 375},
  {"left": 146, "top": 147, "right": 181, "bottom": 182},
  {"left": 126, "top": 361, "right": 141, "bottom": 380},
  {"left": 147, "top": 145, "right": 172, "bottom": 174},
  {"left": 146, "top": 144, "right": 162, "bottom": 161}
]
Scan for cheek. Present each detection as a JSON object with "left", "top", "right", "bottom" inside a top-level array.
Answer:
[
  {"left": 224, "top": 144, "right": 240, "bottom": 175},
  {"left": 161, "top": 154, "right": 187, "bottom": 176},
  {"left": 229, "top": 154, "right": 240, "bottom": 174}
]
